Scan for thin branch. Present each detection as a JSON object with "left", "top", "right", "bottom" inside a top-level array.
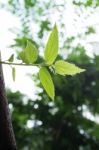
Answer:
[{"left": 0, "top": 61, "right": 41, "bottom": 67}]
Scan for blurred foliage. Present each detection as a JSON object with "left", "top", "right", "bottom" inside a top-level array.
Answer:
[
  {"left": 4, "top": 0, "right": 54, "bottom": 43},
  {"left": 85, "top": 26, "right": 96, "bottom": 35},
  {"left": 1, "top": 0, "right": 97, "bottom": 52},
  {"left": 0, "top": 0, "right": 99, "bottom": 149},
  {"left": 73, "top": 0, "right": 99, "bottom": 7}
]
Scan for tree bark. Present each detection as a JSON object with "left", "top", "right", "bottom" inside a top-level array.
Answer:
[{"left": 0, "top": 54, "right": 17, "bottom": 150}]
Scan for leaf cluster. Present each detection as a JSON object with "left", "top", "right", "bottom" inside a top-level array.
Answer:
[{"left": 2, "top": 24, "right": 85, "bottom": 100}]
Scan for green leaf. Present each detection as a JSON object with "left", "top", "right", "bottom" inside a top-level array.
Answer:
[
  {"left": 44, "top": 24, "right": 58, "bottom": 65},
  {"left": 19, "top": 51, "right": 28, "bottom": 63},
  {"left": 25, "top": 41, "right": 38, "bottom": 63},
  {"left": 54, "top": 60, "right": 85, "bottom": 75},
  {"left": 39, "top": 67, "right": 55, "bottom": 100},
  {"left": 12, "top": 67, "right": 16, "bottom": 81},
  {"left": 19, "top": 41, "right": 38, "bottom": 64},
  {"left": 8, "top": 54, "right": 14, "bottom": 62}
]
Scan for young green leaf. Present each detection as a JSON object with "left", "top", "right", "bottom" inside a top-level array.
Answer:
[
  {"left": 19, "top": 41, "right": 38, "bottom": 64},
  {"left": 54, "top": 60, "right": 85, "bottom": 75},
  {"left": 19, "top": 51, "right": 28, "bottom": 63},
  {"left": 39, "top": 67, "right": 55, "bottom": 100},
  {"left": 44, "top": 24, "right": 58, "bottom": 65},
  {"left": 12, "top": 67, "right": 16, "bottom": 81},
  {"left": 25, "top": 41, "right": 38, "bottom": 63},
  {"left": 8, "top": 54, "right": 14, "bottom": 62}
]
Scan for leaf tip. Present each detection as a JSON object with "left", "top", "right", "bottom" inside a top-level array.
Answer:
[
  {"left": 52, "top": 95, "right": 55, "bottom": 101},
  {"left": 54, "top": 23, "right": 58, "bottom": 31},
  {"left": 51, "top": 91, "right": 55, "bottom": 101},
  {"left": 78, "top": 68, "right": 86, "bottom": 73}
]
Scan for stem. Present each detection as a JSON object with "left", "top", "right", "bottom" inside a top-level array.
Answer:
[
  {"left": 0, "top": 55, "right": 17, "bottom": 149},
  {"left": 0, "top": 61, "right": 50, "bottom": 68},
  {"left": 0, "top": 61, "right": 40, "bottom": 67}
]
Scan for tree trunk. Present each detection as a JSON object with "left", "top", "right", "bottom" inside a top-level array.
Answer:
[{"left": 0, "top": 54, "right": 17, "bottom": 150}]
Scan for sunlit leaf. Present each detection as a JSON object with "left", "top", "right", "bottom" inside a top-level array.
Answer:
[
  {"left": 44, "top": 24, "right": 58, "bottom": 65},
  {"left": 39, "top": 67, "right": 55, "bottom": 100},
  {"left": 19, "top": 41, "right": 38, "bottom": 64},
  {"left": 54, "top": 60, "right": 85, "bottom": 75},
  {"left": 19, "top": 51, "right": 28, "bottom": 63},
  {"left": 25, "top": 41, "right": 38, "bottom": 63}
]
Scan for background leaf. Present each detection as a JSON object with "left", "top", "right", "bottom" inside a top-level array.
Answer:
[
  {"left": 54, "top": 60, "right": 85, "bottom": 75},
  {"left": 39, "top": 67, "right": 55, "bottom": 100},
  {"left": 44, "top": 24, "right": 58, "bottom": 65}
]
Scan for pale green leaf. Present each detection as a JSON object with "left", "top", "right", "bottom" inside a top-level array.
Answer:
[
  {"left": 19, "top": 41, "right": 38, "bottom": 64},
  {"left": 12, "top": 67, "right": 16, "bottom": 81},
  {"left": 44, "top": 24, "right": 58, "bottom": 65},
  {"left": 54, "top": 60, "right": 85, "bottom": 75},
  {"left": 25, "top": 41, "right": 38, "bottom": 63},
  {"left": 39, "top": 67, "right": 55, "bottom": 100},
  {"left": 19, "top": 51, "right": 28, "bottom": 63},
  {"left": 8, "top": 54, "right": 14, "bottom": 62}
]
